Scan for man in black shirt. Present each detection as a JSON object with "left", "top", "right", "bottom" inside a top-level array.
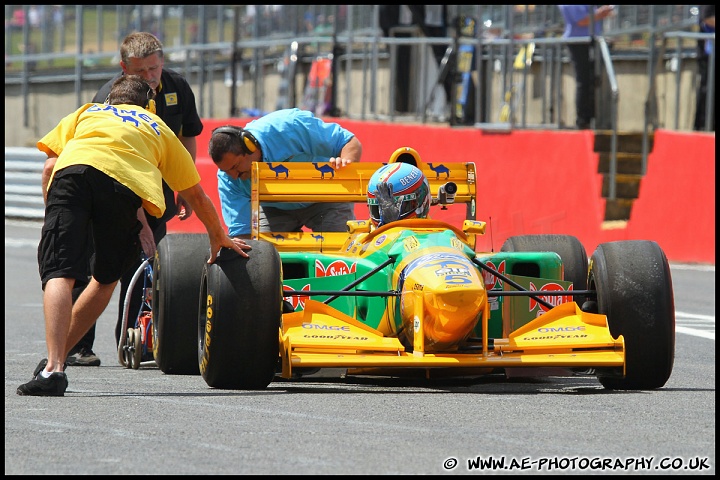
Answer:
[
  {"left": 694, "top": 5, "right": 715, "bottom": 131},
  {"left": 65, "top": 31, "right": 203, "bottom": 366}
]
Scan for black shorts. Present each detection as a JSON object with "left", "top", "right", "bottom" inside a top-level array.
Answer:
[{"left": 38, "top": 165, "right": 143, "bottom": 287}]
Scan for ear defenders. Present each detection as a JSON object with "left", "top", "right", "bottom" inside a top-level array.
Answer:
[
  {"left": 212, "top": 125, "right": 259, "bottom": 155},
  {"left": 145, "top": 87, "right": 157, "bottom": 114},
  {"left": 145, "top": 98, "right": 156, "bottom": 115}
]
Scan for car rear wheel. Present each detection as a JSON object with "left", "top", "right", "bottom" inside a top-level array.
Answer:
[
  {"left": 152, "top": 233, "right": 209, "bottom": 375},
  {"left": 199, "top": 240, "right": 282, "bottom": 390},
  {"left": 500, "top": 234, "right": 588, "bottom": 304},
  {"left": 586, "top": 240, "right": 675, "bottom": 390}
]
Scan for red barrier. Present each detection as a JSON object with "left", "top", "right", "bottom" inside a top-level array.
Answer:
[
  {"left": 626, "top": 130, "right": 715, "bottom": 264},
  {"left": 168, "top": 118, "right": 714, "bottom": 265}
]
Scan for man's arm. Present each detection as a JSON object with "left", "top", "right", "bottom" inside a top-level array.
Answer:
[
  {"left": 41, "top": 155, "right": 58, "bottom": 204},
  {"left": 174, "top": 135, "right": 198, "bottom": 221},
  {"left": 217, "top": 172, "right": 253, "bottom": 238},
  {"left": 179, "top": 135, "right": 197, "bottom": 161},
  {"left": 136, "top": 207, "right": 156, "bottom": 258},
  {"left": 329, "top": 136, "right": 362, "bottom": 169},
  {"left": 177, "top": 183, "right": 252, "bottom": 263}
]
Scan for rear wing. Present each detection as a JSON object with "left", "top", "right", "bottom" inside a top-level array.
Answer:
[{"left": 250, "top": 151, "right": 477, "bottom": 251}]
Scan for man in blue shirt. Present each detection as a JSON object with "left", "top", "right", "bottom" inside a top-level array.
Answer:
[
  {"left": 208, "top": 108, "right": 362, "bottom": 237},
  {"left": 558, "top": 5, "right": 615, "bottom": 129}
]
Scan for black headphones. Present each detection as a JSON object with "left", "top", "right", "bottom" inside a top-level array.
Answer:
[
  {"left": 212, "top": 125, "right": 259, "bottom": 155},
  {"left": 145, "top": 87, "right": 156, "bottom": 114}
]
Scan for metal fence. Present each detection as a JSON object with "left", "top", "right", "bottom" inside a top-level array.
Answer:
[
  {"left": 3, "top": 5, "right": 704, "bottom": 60},
  {"left": 6, "top": 5, "right": 712, "bottom": 132}
]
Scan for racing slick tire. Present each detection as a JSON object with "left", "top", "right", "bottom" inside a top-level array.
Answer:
[
  {"left": 199, "top": 240, "right": 282, "bottom": 390},
  {"left": 500, "top": 234, "right": 588, "bottom": 305},
  {"left": 587, "top": 240, "right": 675, "bottom": 390},
  {"left": 152, "top": 233, "right": 209, "bottom": 375}
]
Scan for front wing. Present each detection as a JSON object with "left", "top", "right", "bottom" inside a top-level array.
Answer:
[{"left": 278, "top": 300, "right": 625, "bottom": 379}]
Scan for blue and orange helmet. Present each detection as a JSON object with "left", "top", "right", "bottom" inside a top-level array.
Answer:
[{"left": 367, "top": 162, "right": 430, "bottom": 226}]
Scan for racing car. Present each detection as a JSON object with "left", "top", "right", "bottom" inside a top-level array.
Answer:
[{"left": 149, "top": 147, "right": 675, "bottom": 391}]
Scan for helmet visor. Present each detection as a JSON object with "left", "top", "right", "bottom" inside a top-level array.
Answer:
[
  {"left": 368, "top": 199, "right": 381, "bottom": 224},
  {"left": 397, "top": 193, "right": 419, "bottom": 219}
]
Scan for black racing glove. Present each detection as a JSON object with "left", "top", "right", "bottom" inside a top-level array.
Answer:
[{"left": 375, "top": 181, "right": 400, "bottom": 226}]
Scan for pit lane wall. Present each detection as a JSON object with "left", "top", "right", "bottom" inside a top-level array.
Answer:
[{"left": 166, "top": 120, "right": 714, "bottom": 265}]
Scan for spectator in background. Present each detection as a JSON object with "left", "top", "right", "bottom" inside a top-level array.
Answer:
[
  {"left": 558, "top": 5, "right": 615, "bottom": 129},
  {"left": 9, "top": 8, "right": 26, "bottom": 30},
  {"left": 419, "top": 5, "right": 453, "bottom": 106},
  {"left": 28, "top": 6, "right": 41, "bottom": 28},
  {"left": 51, "top": 6, "right": 64, "bottom": 45},
  {"left": 694, "top": 5, "right": 715, "bottom": 131},
  {"left": 380, "top": 6, "right": 453, "bottom": 116},
  {"left": 189, "top": 21, "right": 199, "bottom": 44},
  {"left": 314, "top": 14, "right": 333, "bottom": 35},
  {"left": 52, "top": 6, "right": 62, "bottom": 27},
  {"left": 303, "top": 11, "right": 315, "bottom": 34},
  {"left": 380, "top": 5, "right": 424, "bottom": 114}
]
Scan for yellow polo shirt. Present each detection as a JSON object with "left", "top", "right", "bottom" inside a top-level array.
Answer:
[{"left": 37, "top": 103, "right": 200, "bottom": 218}]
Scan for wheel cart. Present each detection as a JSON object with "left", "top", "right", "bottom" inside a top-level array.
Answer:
[{"left": 117, "top": 257, "right": 156, "bottom": 369}]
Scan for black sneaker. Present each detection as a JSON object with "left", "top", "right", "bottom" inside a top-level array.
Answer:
[
  {"left": 17, "top": 372, "right": 68, "bottom": 396},
  {"left": 32, "top": 358, "right": 67, "bottom": 377},
  {"left": 66, "top": 348, "right": 101, "bottom": 367}
]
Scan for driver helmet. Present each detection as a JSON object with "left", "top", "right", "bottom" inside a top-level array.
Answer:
[{"left": 367, "top": 162, "right": 430, "bottom": 226}]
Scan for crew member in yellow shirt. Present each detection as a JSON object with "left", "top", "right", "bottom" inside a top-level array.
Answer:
[{"left": 17, "top": 75, "right": 251, "bottom": 396}]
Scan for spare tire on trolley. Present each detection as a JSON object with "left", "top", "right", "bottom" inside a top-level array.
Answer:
[
  {"left": 586, "top": 240, "right": 675, "bottom": 390},
  {"left": 152, "top": 233, "right": 209, "bottom": 375},
  {"left": 199, "top": 240, "right": 282, "bottom": 390},
  {"left": 500, "top": 234, "right": 588, "bottom": 305}
]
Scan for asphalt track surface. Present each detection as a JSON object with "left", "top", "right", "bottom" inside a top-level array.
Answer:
[{"left": 5, "top": 219, "right": 715, "bottom": 475}]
